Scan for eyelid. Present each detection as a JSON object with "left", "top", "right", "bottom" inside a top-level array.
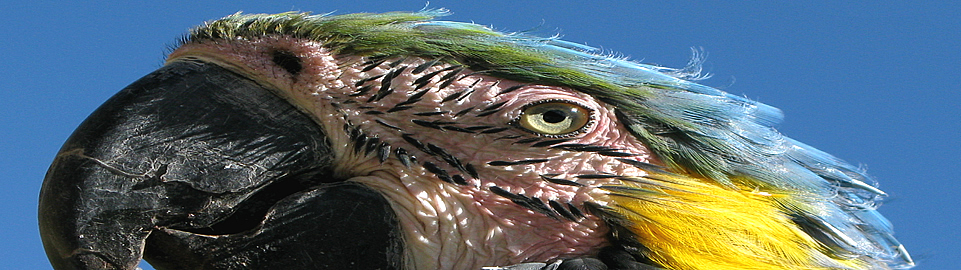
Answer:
[{"left": 512, "top": 99, "right": 594, "bottom": 137}]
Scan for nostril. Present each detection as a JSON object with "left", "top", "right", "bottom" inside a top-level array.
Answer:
[{"left": 271, "top": 50, "right": 302, "bottom": 75}]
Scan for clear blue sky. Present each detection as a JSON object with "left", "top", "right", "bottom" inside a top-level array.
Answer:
[{"left": 3, "top": 1, "right": 958, "bottom": 269}]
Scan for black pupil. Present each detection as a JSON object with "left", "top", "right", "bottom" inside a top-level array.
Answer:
[{"left": 542, "top": 110, "right": 567, "bottom": 123}]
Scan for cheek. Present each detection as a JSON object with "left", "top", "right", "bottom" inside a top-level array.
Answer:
[
  {"left": 472, "top": 98, "right": 659, "bottom": 202},
  {"left": 581, "top": 106, "right": 651, "bottom": 153}
]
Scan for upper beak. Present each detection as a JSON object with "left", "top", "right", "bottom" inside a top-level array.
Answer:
[{"left": 39, "top": 60, "right": 403, "bottom": 269}]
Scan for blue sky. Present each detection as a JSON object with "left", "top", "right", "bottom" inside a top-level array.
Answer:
[{"left": 3, "top": 1, "right": 958, "bottom": 269}]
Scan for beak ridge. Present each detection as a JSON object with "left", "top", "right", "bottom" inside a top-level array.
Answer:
[{"left": 40, "top": 60, "right": 337, "bottom": 269}]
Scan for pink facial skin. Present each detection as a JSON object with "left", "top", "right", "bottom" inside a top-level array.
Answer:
[{"left": 169, "top": 36, "right": 661, "bottom": 269}]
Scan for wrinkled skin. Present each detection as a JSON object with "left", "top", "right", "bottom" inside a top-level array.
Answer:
[
  {"left": 40, "top": 35, "right": 660, "bottom": 269},
  {"left": 169, "top": 36, "right": 659, "bottom": 269}
]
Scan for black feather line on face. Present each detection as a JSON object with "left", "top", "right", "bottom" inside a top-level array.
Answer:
[
  {"left": 455, "top": 79, "right": 481, "bottom": 102},
  {"left": 496, "top": 84, "right": 527, "bottom": 95},
  {"left": 364, "top": 137, "right": 380, "bottom": 155},
  {"left": 481, "top": 101, "right": 508, "bottom": 112},
  {"left": 411, "top": 119, "right": 443, "bottom": 130},
  {"left": 465, "top": 125, "right": 493, "bottom": 131},
  {"left": 354, "top": 74, "right": 384, "bottom": 87},
  {"left": 438, "top": 79, "right": 457, "bottom": 90},
  {"left": 395, "top": 148, "right": 412, "bottom": 168},
  {"left": 441, "top": 90, "right": 466, "bottom": 103},
  {"left": 489, "top": 186, "right": 524, "bottom": 200},
  {"left": 347, "top": 123, "right": 359, "bottom": 136},
  {"left": 383, "top": 69, "right": 402, "bottom": 85},
  {"left": 494, "top": 135, "right": 522, "bottom": 141},
  {"left": 386, "top": 58, "right": 406, "bottom": 68},
  {"left": 370, "top": 65, "right": 404, "bottom": 101},
  {"left": 413, "top": 69, "right": 443, "bottom": 90},
  {"left": 567, "top": 202, "right": 585, "bottom": 219},
  {"left": 405, "top": 88, "right": 431, "bottom": 103},
  {"left": 377, "top": 142, "right": 391, "bottom": 163},
  {"left": 422, "top": 161, "right": 454, "bottom": 184},
  {"left": 437, "top": 67, "right": 465, "bottom": 90},
  {"left": 526, "top": 197, "right": 559, "bottom": 219},
  {"left": 384, "top": 65, "right": 407, "bottom": 80},
  {"left": 426, "top": 143, "right": 469, "bottom": 175},
  {"left": 360, "top": 57, "right": 388, "bottom": 72},
  {"left": 474, "top": 109, "right": 501, "bottom": 117},
  {"left": 349, "top": 85, "right": 374, "bottom": 97},
  {"left": 451, "top": 175, "right": 469, "bottom": 185},
  {"left": 396, "top": 98, "right": 422, "bottom": 107},
  {"left": 386, "top": 105, "right": 413, "bottom": 112},
  {"left": 441, "top": 126, "right": 475, "bottom": 133},
  {"left": 374, "top": 119, "right": 402, "bottom": 130},
  {"left": 413, "top": 111, "right": 448, "bottom": 116},
  {"left": 489, "top": 186, "right": 564, "bottom": 219},
  {"left": 465, "top": 163, "right": 479, "bottom": 179},
  {"left": 454, "top": 106, "right": 476, "bottom": 117},
  {"left": 411, "top": 58, "right": 441, "bottom": 74},
  {"left": 598, "top": 151, "right": 637, "bottom": 157},
  {"left": 401, "top": 134, "right": 433, "bottom": 155},
  {"left": 367, "top": 88, "right": 393, "bottom": 102},
  {"left": 352, "top": 132, "right": 368, "bottom": 154},
  {"left": 550, "top": 200, "right": 579, "bottom": 221},
  {"left": 551, "top": 143, "right": 618, "bottom": 152},
  {"left": 540, "top": 174, "right": 584, "bottom": 186},
  {"left": 456, "top": 89, "right": 475, "bottom": 102},
  {"left": 479, "top": 127, "right": 509, "bottom": 134},
  {"left": 487, "top": 159, "right": 549, "bottom": 166}
]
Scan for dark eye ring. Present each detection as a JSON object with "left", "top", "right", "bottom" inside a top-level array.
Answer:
[{"left": 514, "top": 100, "right": 593, "bottom": 137}]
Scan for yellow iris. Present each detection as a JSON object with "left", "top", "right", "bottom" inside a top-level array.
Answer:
[{"left": 517, "top": 102, "right": 592, "bottom": 136}]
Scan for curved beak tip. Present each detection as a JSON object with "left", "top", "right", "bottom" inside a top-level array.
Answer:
[{"left": 40, "top": 60, "right": 402, "bottom": 269}]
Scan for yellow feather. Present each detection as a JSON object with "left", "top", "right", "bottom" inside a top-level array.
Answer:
[{"left": 604, "top": 173, "right": 869, "bottom": 270}]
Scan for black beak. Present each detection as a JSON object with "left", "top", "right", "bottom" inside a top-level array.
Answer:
[{"left": 39, "top": 60, "right": 403, "bottom": 269}]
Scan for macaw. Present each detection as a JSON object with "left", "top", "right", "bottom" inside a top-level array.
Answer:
[{"left": 39, "top": 10, "right": 914, "bottom": 270}]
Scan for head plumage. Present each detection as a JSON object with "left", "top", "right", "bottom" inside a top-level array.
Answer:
[{"left": 184, "top": 11, "right": 911, "bottom": 267}]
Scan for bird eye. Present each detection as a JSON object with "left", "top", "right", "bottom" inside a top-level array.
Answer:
[{"left": 516, "top": 101, "right": 592, "bottom": 136}]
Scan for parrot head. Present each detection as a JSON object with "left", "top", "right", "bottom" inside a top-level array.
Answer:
[{"left": 39, "top": 10, "right": 913, "bottom": 270}]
